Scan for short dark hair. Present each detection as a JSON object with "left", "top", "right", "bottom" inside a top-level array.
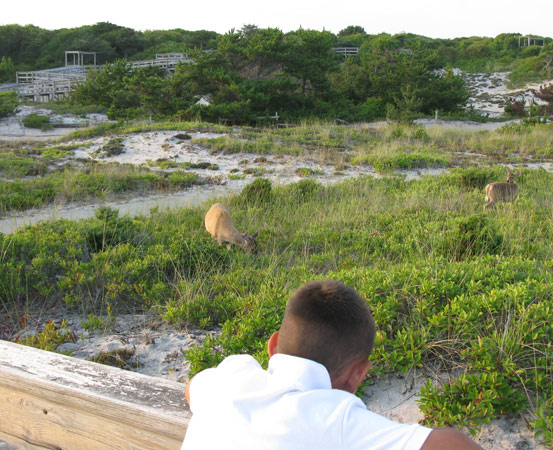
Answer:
[{"left": 277, "top": 280, "right": 376, "bottom": 379}]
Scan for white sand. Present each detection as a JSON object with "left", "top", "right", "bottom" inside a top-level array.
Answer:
[{"left": 463, "top": 71, "right": 552, "bottom": 117}]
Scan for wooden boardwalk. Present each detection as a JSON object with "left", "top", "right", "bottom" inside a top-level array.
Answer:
[{"left": 16, "top": 53, "right": 194, "bottom": 102}]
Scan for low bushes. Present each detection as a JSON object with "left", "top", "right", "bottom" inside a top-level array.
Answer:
[{"left": 23, "top": 113, "right": 53, "bottom": 130}]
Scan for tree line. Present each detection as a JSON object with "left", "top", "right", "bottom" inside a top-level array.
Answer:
[{"left": 1, "top": 23, "right": 552, "bottom": 123}]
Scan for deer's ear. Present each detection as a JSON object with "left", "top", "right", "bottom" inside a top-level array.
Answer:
[
  {"left": 515, "top": 171, "right": 521, "bottom": 176},
  {"left": 252, "top": 231, "right": 259, "bottom": 239}
]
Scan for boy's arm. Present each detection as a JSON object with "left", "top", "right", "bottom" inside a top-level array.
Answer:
[
  {"left": 185, "top": 376, "right": 194, "bottom": 407},
  {"left": 420, "top": 428, "right": 484, "bottom": 450}
]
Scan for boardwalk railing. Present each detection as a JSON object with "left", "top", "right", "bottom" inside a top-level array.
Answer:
[
  {"left": 16, "top": 71, "right": 87, "bottom": 85},
  {"left": 15, "top": 53, "right": 194, "bottom": 101},
  {"left": 126, "top": 55, "right": 194, "bottom": 71},
  {"left": 0, "top": 340, "right": 190, "bottom": 449},
  {"left": 332, "top": 47, "right": 359, "bottom": 57}
]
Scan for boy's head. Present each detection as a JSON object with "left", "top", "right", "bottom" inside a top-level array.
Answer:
[{"left": 275, "top": 280, "right": 376, "bottom": 380}]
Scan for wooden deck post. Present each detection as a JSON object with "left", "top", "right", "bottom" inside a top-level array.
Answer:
[{"left": 0, "top": 340, "right": 190, "bottom": 449}]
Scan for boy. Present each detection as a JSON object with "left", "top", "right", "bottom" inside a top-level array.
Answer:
[{"left": 182, "top": 280, "right": 483, "bottom": 449}]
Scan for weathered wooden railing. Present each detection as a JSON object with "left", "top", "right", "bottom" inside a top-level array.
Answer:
[
  {"left": 16, "top": 71, "right": 87, "bottom": 85},
  {"left": 125, "top": 56, "right": 194, "bottom": 71},
  {"left": 14, "top": 54, "right": 194, "bottom": 101},
  {"left": 332, "top": 47, "right": 359, "bottom": 57},
  {"left": 0, "top": 340, "right": 190, "bottom": 449}
]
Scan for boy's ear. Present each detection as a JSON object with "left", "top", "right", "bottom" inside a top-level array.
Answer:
[{"left": 267, "top": 331, "right": 279, "bottom": 357}]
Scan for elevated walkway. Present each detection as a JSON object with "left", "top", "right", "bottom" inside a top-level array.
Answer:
[{"left": 15, "top": 52, "right": 193, "bottom": 102}]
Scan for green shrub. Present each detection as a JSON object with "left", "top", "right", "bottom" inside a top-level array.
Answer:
[
  {"left": 167, "top": 171, "right": 197, "bottom": 187},
  {"left": 0, "top": 56, "right": 16, "bottom": 83},
  {"left": 412, "top": 127, "right": 430, "bottom": 142},
  {"left": 532, "top": 400, "right": 553, "bottom": 447},
  {"left": 443, "top": 214, "right": 504, "bottom": 260},
  {"left": 23, "top": 113, "right": 53, "bottom": 130},
  {"left": 85, "top": 207, "right": 143, "bottom": 252},
  {"left": 233, "top": 178, "right": 273, "bottom": 207},
  {"left": 444, "top": 167, "right": 502, "bottom": 190},
  {"left": 0, "top": 154, "right": 47, "bottom": 178},
  {"left": 284, "top": 179, "right": 321, "bottom": 204},
  {"left": 98, "top": 138, "right": 125, "bottom": 157},
  {"left": 18, "top": 320, "right": 75, "bottom": 352},
  {"left": 0, "top": 91, "right": 18, "bottom": 117},
  {"left": 419, "top": 372, "right": 526, "bottom": 433}
]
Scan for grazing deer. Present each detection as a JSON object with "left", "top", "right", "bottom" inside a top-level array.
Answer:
[
  {"left": 205, "top": 203, "right": 259, "bottom": 253},
  {"left": 484, "top": 171, "right": 521, "bottom": 210}
]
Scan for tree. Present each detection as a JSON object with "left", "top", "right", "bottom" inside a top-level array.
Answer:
[
  {"left": 0, "top": 91, "right": 18, "bottom": 117},
  {"left": 0, "top": 24, "right": 53, "bottom": 69},
  {"left": 338, "top": 26, "right": 366, "bottom": 37},
  {"left": 102, "top": 26, "right": 144, "bottom": 59},
  {"left": 125, "top": 66, "right": 165, "bottom": 117},
  {"left": 36, "top": 27, "right": 115, "bottom": 67},
  {"left": 0, "top": 56, "right": 16, "bottom": 83},
  {"left": 359, "top": 43, "right": 467, "bottom": 116},
  {"left": 71, "top": 59, "right": 140, "bottom": 119},
  {"left": 283, "top": 29, "right": 338, "bottom": 95},
  {"left": 419, "top": 68, "right": 469, "bottom": 113},
  {"left": 329, "top": 57, "right": 371, "bottom": 104},
  {"left": 217, "top": 26, "right": 286, "bottom": 79}
]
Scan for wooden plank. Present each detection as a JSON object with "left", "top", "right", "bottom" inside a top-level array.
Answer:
[{"left": 0, "top": 340, "right": 190, "bottom": 449}]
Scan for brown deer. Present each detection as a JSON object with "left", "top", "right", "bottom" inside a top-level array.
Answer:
[
  {"left": 205, "top": 203, "right": 259, "bottom": 253},
  {"left": 484, "top": 171, "right": 521, "bottom": 210}
]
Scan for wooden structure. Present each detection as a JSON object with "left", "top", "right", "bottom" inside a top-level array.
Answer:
[
  {"left": 518, "top": 36, "right": 545, "bottom": 47},
  {"left": 332, "top": 47, "right": 359, "bottom": 58},
  {"left": 126, "top": 53, "right": 194, "bottom": 73},
  {"left": 15, "top": 52, "right": 193, "bottom": 102},
  {"left": 65, "top": 50, "right": 97, "bottom": 67},
  {"left": 0, "top": 340, "right": 190, "bottom": 449},
  {"left": 16, "top": 69, "right": 88, "bottom": 102}
]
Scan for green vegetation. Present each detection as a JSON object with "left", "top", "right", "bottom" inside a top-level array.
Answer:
[
  {"left": 23, "top": 100, "right": 106, "bottom": 116},
  {"left": 351, "top": 146, "right": 449, "bottom": 172},
  {"left": 2, "top": 164, "right": 553, "bottom": 442},
  {"left": 2, "top": 119, "right": 553, "bottom": 444},
  {"left": 0, "top": 161, "right": 203, "bottom": 213},
  {"left": 0, "top": 22, "right": 216, "bottom": 70},
  {"left": 0, "top": 56, "right": 16, "bottom": 82},
  {"left": 92, "top": 348, "right": 140, "bottom": 369},
  {"left": 0, "top": 153, "right": 47, "bottom": 178},
  {"left": 2, "top": 21, "right": 551, "bottom": 442},
  {"left": 70, "top": 28, "right": 470, "bottom": 123},
  {"left": 63, "top": 120, "right": 229, "bottom": 140},
  {"left": 2, "top": 121, "right": 553, "bottom": 215},
  {"left": 3, "top": 22, "right": 551, "bottom": 124},
  {"left": 17, "top": 320, "right": 75, "bottom": 351},
  {"left": 22, "top": 113, "right": 53, "bottom": 130},
  {"left": 0, "top": 91, "right": 18, "bottom": 117},
  {"left": 148, "top": 160, "right": 219, "bottom": 170}
]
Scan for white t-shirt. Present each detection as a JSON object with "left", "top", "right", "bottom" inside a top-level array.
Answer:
[{"left": 182, "top": 354, "right": 432, "bottom": 450}]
